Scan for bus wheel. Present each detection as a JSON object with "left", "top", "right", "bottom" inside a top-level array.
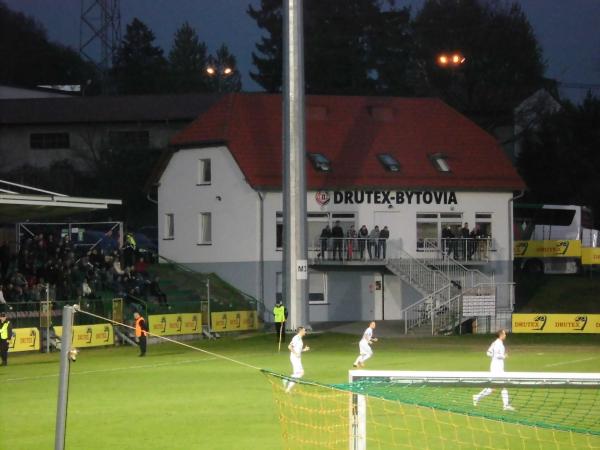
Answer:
[{"left": 525, "top": 259, "right": 544, "bottom": 274}]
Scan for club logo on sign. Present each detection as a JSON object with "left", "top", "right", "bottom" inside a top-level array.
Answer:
[{"left": 315, "top": 191, "right": 330, "bottom": 207}]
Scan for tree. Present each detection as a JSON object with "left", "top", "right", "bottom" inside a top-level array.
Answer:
[
  {"left": 0, "top": 2, "right": 96, "bottom": 87},
  {"left": 413, "top": 0, "right": 545, "bottom": 125},
  {"left": 247, "top": 0, "right": 414, "bottom": 95},
  {"left": 112, "top": 18, "right": 168, "bottom": 95},
  {"left": 206, "top": 44, "right": 242, "bottom": 92},
  {"left": 168, "top": 22, "right": 210, "bottom": 93},
  {"left": 517, "top": 94, "right": 600, "bottom": 225}
]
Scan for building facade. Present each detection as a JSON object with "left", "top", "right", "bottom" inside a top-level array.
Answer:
[{"left": 154, "top": 93, "right": 524, "bottom": 327}]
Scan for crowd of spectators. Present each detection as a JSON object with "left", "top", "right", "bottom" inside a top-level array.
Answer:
[{"left": 0, "top": 232, "right": 167, "bottom": 310}]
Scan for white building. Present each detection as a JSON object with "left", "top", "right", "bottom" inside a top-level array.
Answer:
[{"left": 152, "top": 93, "right": 524, "bottom": 331}]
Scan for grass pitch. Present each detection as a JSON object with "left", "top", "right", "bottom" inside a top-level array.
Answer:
[{"left": 2, "top": 333, "right": 600, "bottom": 450}]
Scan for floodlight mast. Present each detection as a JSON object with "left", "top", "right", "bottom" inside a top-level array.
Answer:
[
  {"left": 283, "top": 0, "right": 309, "bottom": 331},
  {"left": 55, "top": 305, "right": 75, "bottom": 450}
]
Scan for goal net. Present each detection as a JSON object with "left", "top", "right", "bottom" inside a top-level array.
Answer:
[{"left": 263, "top": 369, "right": 600, "bottom": 450}]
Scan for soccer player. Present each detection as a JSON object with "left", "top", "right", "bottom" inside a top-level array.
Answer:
[
  {"left": 472, "top": 329, "right": 515, "bottom": 411},
  {"left": 353, "top": 321, "right": 377, "bottom": 368},
  {"left": 285, "top": 326, "right": 310, "bottom": 393}
]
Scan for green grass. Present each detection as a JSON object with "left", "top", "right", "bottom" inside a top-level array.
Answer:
[
  {"left": 2, "top": 333, "right": 600, "bottom": 450},
  {"left": 515, "top": 273, "right": 600, "bottom": 313}
]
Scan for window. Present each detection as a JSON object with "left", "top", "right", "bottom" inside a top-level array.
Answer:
[
  {"left": 308, "top": 153, "right": 331, "bottom": 172},
  {"left": 108, "top": 130, "right": 149, "bottom": 148},
  {"left": 377, "top": 153, "right": 401, "bottom": 172},
  {"left": 30, "top": 133, "right": 70, "bottom": 149},
  {"left": 198, "top": 213, "right": 212, "bottom": 244},
  {"left": 164, "top": 214, "right": 174, "bottom": 239},
  {"left": 275, "top": 272, "right": 327, "bottom": 304},
  {"left": 475, "top": 213, "right": 493, "bottom": 238},
  {"left": 197, "top": 159, "right": 211, "bottom": 185},
  {"left": 430, "top": 153, "right": 450, "bottom": 172},
  {"left": 416, "top": 212, "right": 462, "bottom": 250},
  {"left": 276, "top": 212, "right": 356, "bottom": 249}
]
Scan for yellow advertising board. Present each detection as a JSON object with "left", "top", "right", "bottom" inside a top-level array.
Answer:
[
  {"left": 581, "top": 248, "right": 600, "bottom": 265},
  {"left": 512, "top": 314, "right": 600, "bottom": 334},
  {"left": 54, "top": 323, "right": 114, "bottom": 347},
  {"left": 211, "top": 310, "right": 258, "bottom": 332},
  {"left": 8, "top": 327, "right": 40, "bottom": 353},
  {"left": 148, "top": 313, "right": 202, "bottom": 336},
  {"left": 514, "top": 240, "right": 581, "bottom": 258}
]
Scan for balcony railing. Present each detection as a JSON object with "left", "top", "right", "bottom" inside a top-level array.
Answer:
[
  {"left": 419, "top": 237, "right": 494, "bottom": 262},
  {"left": 310, "top": 237, "right": 390, "bottom": 262}
]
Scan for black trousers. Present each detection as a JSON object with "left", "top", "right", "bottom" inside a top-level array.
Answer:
[
  {"left": 0, "top": 339, "right": 8, "bottom": 365},
  {"left": 137, "top": 335, "right": 147, "bottom": 355},
  {"left": 275, "top": 322, "right": 285, "bottom": 341}
]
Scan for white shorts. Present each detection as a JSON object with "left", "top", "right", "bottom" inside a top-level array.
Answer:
[
  {"left": 290, "top": 354, "right": 303, "bottom": 375},
  {"left": 490, "top": 360, "right": 504, "bottom": 374},
  {"left": 359, "top": 339, "right": 373, "bottom": 357}
]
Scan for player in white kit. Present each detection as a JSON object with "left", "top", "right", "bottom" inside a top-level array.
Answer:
[
  {"left": 353, "top": 321, "right": 377, "bottom": 368},
  {"left": 285, "top": 326, "right": 310, "bottom": 393},
  {"left": 472, "top": 329, "right": 515, "bottom": 411}
]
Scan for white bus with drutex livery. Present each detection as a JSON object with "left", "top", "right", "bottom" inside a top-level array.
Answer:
[{"left": 514, "top": 204, "right": 600, "bottom": 274}]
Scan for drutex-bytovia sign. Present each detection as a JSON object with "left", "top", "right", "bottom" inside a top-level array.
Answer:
[{"left": 315, "top": 190, "right": 458, "bottom": 206}]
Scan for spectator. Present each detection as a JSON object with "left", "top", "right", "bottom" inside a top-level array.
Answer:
[
  {"left": 378, "top": 226, "right": 389, "bottom": 259},
  {"left": 460, "top": 222, "right": 470, "bottom": 260},
  {"left": 442, "top": 225, "right": 454, "bottom": 257},
  {"left": 358, "top": 225, "right": 369, "bottom": 260},
  {"left": 319, "top": 225, "right": 331, "bottom": 260},
  {"left": 368, "top": 226, "right": 380, "bottom": 259},
  {"left": 149, "top": 276, "right": 168, "bottom": 306},
  {"left": 331, "top": 221, "right": 344, "bottom": 261},
  {"left": 134, "top": 257, "right": 149, "bottom": 276},
  {"left": 346, "top": 225, "right": 357, "bottom": 260}
]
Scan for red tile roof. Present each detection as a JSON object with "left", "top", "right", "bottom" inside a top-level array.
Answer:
[{"left": 169, "top": 93, "right": 524, "bottom": 191}]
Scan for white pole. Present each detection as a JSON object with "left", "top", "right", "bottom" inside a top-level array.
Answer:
[{"left": 55, "top": 305, "right": 75, "bottom": 450}]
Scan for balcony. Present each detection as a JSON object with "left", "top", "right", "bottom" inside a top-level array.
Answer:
[{"left": 309, "top": 237, "right": 389, "bottom": 267}]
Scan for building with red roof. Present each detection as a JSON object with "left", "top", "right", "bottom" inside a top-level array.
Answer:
[{"left": 154, "top": 93, "right": 524, "bottom": 330}]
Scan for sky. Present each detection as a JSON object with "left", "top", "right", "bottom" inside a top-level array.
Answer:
[{"left": 4, "top": 0, "right": 600, "bottom": 101}]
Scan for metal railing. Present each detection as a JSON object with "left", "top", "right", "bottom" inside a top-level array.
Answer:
[
  {"left": 419, "top": 254, "right": 494, "bottom": 292},
  {"left": 310, "top": 237, "right": 390, "bottom": 262},
  {"left": 386, "top": 246, "right": 452, "bottom": 296},
  {"left": 419, "top": 237, "right": 494, "bottom": 262}
]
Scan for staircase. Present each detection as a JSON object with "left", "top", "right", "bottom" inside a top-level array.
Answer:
[{"left": 387, "top": 245, "right": 491, "bottom": 335}]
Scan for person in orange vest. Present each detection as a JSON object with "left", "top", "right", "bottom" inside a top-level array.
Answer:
[{"left": 133, "top": 311, "right": 148, "bottom": 357}]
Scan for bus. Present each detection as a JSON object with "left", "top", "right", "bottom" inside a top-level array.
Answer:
[{"left": 514, "top": 204, "right": 599, "bottom": 274}]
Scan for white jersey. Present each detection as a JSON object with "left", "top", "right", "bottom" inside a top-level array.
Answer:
[
  {"left": 486, "top": 338, "right": 506, "bottom": 373},
  {"left": 361, "top": 327, "right": 373, "bottom": 343},
  {"left": 290, "top": 334, "right": 304, "bottom": 358}
]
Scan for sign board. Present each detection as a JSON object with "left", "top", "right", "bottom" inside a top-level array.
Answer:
[
  {"left": 582, "top": 248, "right": 600, "bottom": 265},
  {"left": 463, "top": 295, "right": 496, "bottom": 317},
  {"left": 54, "top": 323, "right": 114, "bottom": 347},
  {"left": 210, "top": 311, "right": 258, "bottom": 332},
  {"left": 296, "top": 259, "right": 308, "bottom": 280},
  {"left": 149, "top": 313, "right": 202, "bottom": 336},
  {"left": 512, "top": 314, "right": 600, "bottom": 333},
  {"left": 8, "top": 327, "right": 40, "bottom": 353}
]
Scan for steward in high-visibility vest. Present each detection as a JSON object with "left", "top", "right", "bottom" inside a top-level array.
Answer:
[
  {"left": 273, "top": 301, "right": 288, "bottom": 342},
  {"left": 0, "top": 312, "right": 13, "bottom": 366},
  {"left": 133, "top": 311, "right": 148, "bottom": 357},
  {"left": 126, "top": 233, "right": 137, "bottom": 250}
]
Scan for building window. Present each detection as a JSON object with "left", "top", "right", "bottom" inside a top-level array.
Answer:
[
  {"left": 308, "top": 272, "right": 327, "bottom": 304},
  {"left": 475, "top": 213, "right": 493, "bottom": 238},
  {"left": 198, "top": 212, "right": 212, "bottom": 244},
  {"left": 430, "top": 153, "right": 450, "bottom": 172},
  {"left": 108, "top": 130, "right": 149, "bottom": 148},
  {"left": 30, "top": 133, "right": 70, "bottom": 149},
  {"left": 276, "top": 272, "right": 327, "bottom": 304},
  {"left": 377, "top": 153, "right": 401, "bottom": 172},
  {"left": 197, "top": 159, "right": 211, "bottom": 185},
  {"left": 164, "top": 214, "right": 174, "bottom": 239},
  {"left": 416, "top": 212, "right": 462, "bottom": 250},
  {"left": 276, "top": 212, "right": 356, "bottom": 250},
  {"left": 308, "top": 153, "right": 331, "bottom": 172}
]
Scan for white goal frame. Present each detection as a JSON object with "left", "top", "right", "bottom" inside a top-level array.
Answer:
[{"left": 348, "top": 370, "right": 600, "bottom": 450}]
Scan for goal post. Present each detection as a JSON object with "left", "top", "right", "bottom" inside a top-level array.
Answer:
[{"left": 263, "top": 369, "right": 600, "bottom": 450}]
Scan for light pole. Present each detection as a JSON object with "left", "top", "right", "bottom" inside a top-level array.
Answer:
[
  {"left": 205, "top": 60, "right": 234, "bottom": 92},
  {"left": 436, "top": 52, "right": 466, "bottom": 68}
]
